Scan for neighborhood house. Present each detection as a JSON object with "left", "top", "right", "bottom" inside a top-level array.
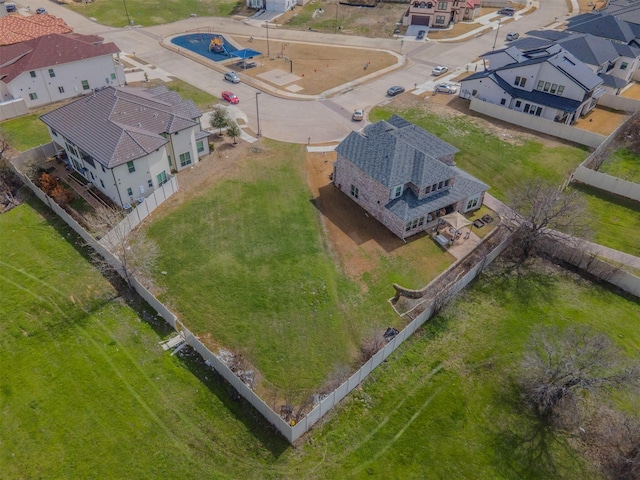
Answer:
[
  {"left": 333, "top": 115, "right": 488, "bottom": 240},
  {"left": 40, "top": 85, "right": 210, "bottom": 208},
  {"left": 0, "top": 32, "right": 125, "bottom": 117},
  {"left": 459, "top": 44, "right": 605, "bottom": 124}
]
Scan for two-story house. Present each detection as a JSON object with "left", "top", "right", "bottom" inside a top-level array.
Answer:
[
  {"left": 459, "top": 44, "right": 605, "bottom": 124},
  {"left": 0, "top": 33, "right": 125, "bottom": 111},
  {"left": 40, "top": 85, "right": 211, "bottom": 208},
  {"left": 403, "top": 0, "right": 478, "bottom": 29},
  {"left": 333, "top": 115, "right": 488, "bottom": 240},
  {"left": 514, "top": 30, "right": 640, "bottom": 93}
]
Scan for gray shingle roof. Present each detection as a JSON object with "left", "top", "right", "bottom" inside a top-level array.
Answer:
[
  {"left": 40, "top": 86, "right": 201, "bottom": 169},
  {"left": 386, "top": 171, "right": 488, "bottom": 222},
  {"left": 336, "top": 114, "right": 459, "bottom": 189},
  {"left": 567, "top": 14, "right": 636, "bottom": 43}
]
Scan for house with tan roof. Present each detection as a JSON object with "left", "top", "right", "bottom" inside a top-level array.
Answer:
[
  {"left": 40, "top": 85, "right": 211, "bottom": 208},
  {"left": 0, "top": 32, "right": 125, "bottom": 117},
  {"left": 0, "top": 13, "right": 73, "bottom": 45}
]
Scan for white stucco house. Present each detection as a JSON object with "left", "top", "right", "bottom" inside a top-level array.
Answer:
[
  {"left": 0, "top": 33, "right": 125, "bottom": 115},
  {"left": 40, "top": 85, "right": 211, "bottom": 208},
  {"left": 459, "top": 44, "right": 605, "bottom": 124}
]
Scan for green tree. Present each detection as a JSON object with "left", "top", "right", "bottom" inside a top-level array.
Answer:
[
  {"left": 226, "top": 120, "right": 241, "bottom": 145},
  {"left": 209, "top": 105, "right": 230, "bottom": 136}
]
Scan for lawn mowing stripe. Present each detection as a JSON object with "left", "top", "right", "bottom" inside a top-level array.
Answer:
[
  {"left": 331, "top": 362, "right": 445, "bottom": 464},
  {"left": 0, "top": 258, "right": 69, "bottom": 298},
  {"left": 350, "top": 386, "right": 446, "bottom": 477}
]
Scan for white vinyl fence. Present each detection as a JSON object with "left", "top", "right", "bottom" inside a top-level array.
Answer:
[
  {"left": 8, "top": 146, "right": 516, "bottom": 444},
  {"left": 469, "top": 97, "right": 606, "bottom": 147}
]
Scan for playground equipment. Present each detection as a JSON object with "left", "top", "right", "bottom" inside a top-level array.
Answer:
[{"left": 209, "top": 35, "right": 229, "bottom": 55}]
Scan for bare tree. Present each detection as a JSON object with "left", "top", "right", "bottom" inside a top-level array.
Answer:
[
  {"left": 583, "top": 405, "right": 640, "bottom": 480},
  {"left": 226, "top": 120, "right": 242, "bottom": 145},
  {"left": 85, "top": 205, "right": 159, "bottom": 287},
  {"left": 519, "top": 325, "right": 635, "bottom": 422},
  {"left": 0, "top": 128, "right": 22, "bottom": 211},
  {"left": 209, "top": 105, "right": 230, "bottom": 136},
  {"left": 505, "top": 179, "right": 589, "bottom": 263}
]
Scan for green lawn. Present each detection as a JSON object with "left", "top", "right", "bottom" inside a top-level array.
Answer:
[
  {"left": 4, "top": 199, "right": 639, "bottom": 478},
  {"left": 146, "top": 140, "right": 452, "bottom": 396},
  {"left": 369, "top": 107, "right": 589, "bottom": 200},
  {"left": 1, "top": 114, "right": 51, "bottom": 152},
  {"left": 66, "top": 0, "right": 238, "bottom": 28},
  {"left": 599, "top": 147, "right": 640, "bottom": 183}
]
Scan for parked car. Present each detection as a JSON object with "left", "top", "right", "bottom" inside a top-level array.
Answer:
[
  {"left": 221, "top": 91, "right": 239, "bottom": 104},
  {"left": 35, "top": 7, "right": 46, "bottom": 14},
  {"left": 416, "top": 30, "right": 426, "bottom": 40},
  {"left": 435, "top": 83, "right": 458, "bottom": 94},
  {"left": 5, "top": 3, "right": 17, "bottom": 12},
  {"left": 352, "top": 109, "right": 364, "bottom": 121},
  {"left": 224, "top": 72, "right": 240, "bottom": 83},
  {"left": 506, "top": 32, "right": 519, "bottom": 41},
  {"left": 497, "top": 7, "right": 515, "bottom": 15},
  {"left": 386, "top": 86, "right": 405, "bottom": 97},
  {"left": 432, "top": 65, "right": 448, "bottom": 76}
]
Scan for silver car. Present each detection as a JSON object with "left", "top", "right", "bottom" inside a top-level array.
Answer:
[
  {"left": 435, "top": 83, "right": 458, "bottom": 94},
  {"left": 224, "top": 72, "right": 240, "bottom": 84},
  {"left": 432, "top": 66, "right": 448, "bottom": 76}
]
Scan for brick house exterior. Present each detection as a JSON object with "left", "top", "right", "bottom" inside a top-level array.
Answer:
[{"left": 333, "top": 115, "right": 488, "bottom": 240}]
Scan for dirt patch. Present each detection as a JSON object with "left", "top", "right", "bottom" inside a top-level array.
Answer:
[
  {"left": 574, "top": 107, "right": 629, "bottom": 136},
  {"left": 230, "top": 36, "right": 397, "bottom": 95}
]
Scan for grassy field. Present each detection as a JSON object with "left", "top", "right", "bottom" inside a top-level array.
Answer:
[
  {"left": 66, "top": 0, "right": 239, "bottom": 28},
  {"left": 0, "top": 114, "right": 51, "bottom": 152},
  {"left": 146, "top": 140, "right": 452, "bottom": 395},
  {"left": 599, "top": 147, "right": 640, "bottom": 183},
  {"left": 4, "top": 200, "right": 640, "bottom": 478}
]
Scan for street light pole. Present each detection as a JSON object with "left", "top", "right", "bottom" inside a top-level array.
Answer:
[
  {"left": 492, "top": 19, "right": 502, "bottom": 50},
  {"left": 265, "top": 21, "right": 270, "bottom": 58},
  {"left": 255, "top": 92, "right": 262, "bottom": 138},
  {"left": 335, "top": 3, "right": 339, "bottom": 33},
  {"left": 122, "top": 0, "right": 132, "bottom": 26}
]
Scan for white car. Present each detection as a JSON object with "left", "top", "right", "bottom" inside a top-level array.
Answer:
[
  {"left": 435, "top": 83, "right": 458, "bottom": 94},
  {"left": 432, "top": 66, "right": 448, "bottom": 76}
]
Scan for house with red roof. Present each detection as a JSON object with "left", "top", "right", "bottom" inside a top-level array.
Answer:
[
  {"left": 0, "top": 32, "right": 125, "bottom": 118},
  {"left": 0, "top": 13, "right": 73, "bottom": 45}
]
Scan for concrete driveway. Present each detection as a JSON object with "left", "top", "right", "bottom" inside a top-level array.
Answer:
[{"left": 17, "top": 0, "right": 572, "bottom": 144}]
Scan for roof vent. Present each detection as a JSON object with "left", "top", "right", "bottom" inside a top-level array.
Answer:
[{"left": 137, "top": 123, "right": 142, "bottom": 127}]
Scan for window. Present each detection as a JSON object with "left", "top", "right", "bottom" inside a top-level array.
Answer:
[
  {"left": 83, "top": 156, "right": 95, "bottom": 168},
  {"left": 431, "top": 183, "right": 437, "bottom": 192},
  {"left": 543, "top": 82, "right": 551, "bottom": 92},
  {"left": 81, "top": 80, "right": 90, "bottom": 90},
  {"left": 350, "top": 184, "right": 359, "bottom": 199},
  {"left": 438, "top": 181, "right": 443, "bottom": 189},
  {"left": 197, "top": 140, "right": 205, "bottom": 153},
  {"left": 515, "top": 76, "right": 526, "bottom": 87},
  {"left": 620, "top": 62, "right": 629, "bottom": 70},
  {"left": 29, "top": 71, "right": 36, "bottom": 78},
  {"left": 111, "top": 73, "right": 116, "bottom": 80},
  {"left": 535, "top": 106, "right": 542, "bottom": 116},
  {"left": 472, "top": 89, "right": 478, "bottom": 96},
  {"left": 500, "top": 98, "right": 506, "bottom": 105},
  {"left": 392, "top": 185, "right": 403, "bottom": 199},
  {"left": 29, "top": 93, "right": 38, "bottom": 100},
  {"left": 425, "top": 186, "right": 431, "bottom": 194},
  {"left": 127, "top": 161, "right": 135, "bottom": 173},
  {"left": 179, "top": 152, "right": 192, "bottom": 167},
  {"left": 536, "top": 80, "right": 544, "bottom": 90},
  {"left": 418, "top": 216, "right": 425, "bottom": 226},
  {"left": 524, "top": 104, "right": 530, "bottom": 114},
  {"left": 157, "top": 171, "right": 168, "bottom": 186},
  {"left": 101, "top": 164, "right": 105, "bottom": 173},
  {"left": 515, "top": 100, "right": 522, "bottom": 108},
  {"left": 127, "top": 187, "right": 133, "bottom": 196},
  {"left": 435, "top": 15, "right": 446, "bottom": 23},
  {"left": 48, "top": 69, "right": 55, "bottom": 78},
  {"left": 100, "top": 179, "right": 105, "bottom": 188},
  {"left": 167, "top": 155, "right": 172, "bottom": 167},
  {"left": 437, "top": 1, "right": 447, "bottom": 8},
  {"left": 444, "top": 179, "right": 450, "bottom": 187},
  {"left": 557, "top": 85, "right": 564, "bottom": 95},
  {"left": 148, "top": 179, "right": 153, "bottom": 188},
  {"left": 466, "top": 198, "right": 478, "bottom": 210},
  {"left": 550, "top": 83, "right": 557, "bottom": 94},
  {"left": 58, "top": 86, "right": 65, "bottom": 94}
]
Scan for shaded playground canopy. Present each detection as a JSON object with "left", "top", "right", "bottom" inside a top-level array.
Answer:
[{"left": 231, "top": 48, "right": 262, "bottom": 69}]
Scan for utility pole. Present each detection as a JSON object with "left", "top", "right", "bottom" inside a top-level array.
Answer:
[
  {"left": 492, "top": 19, "right": 502, "bottom": 50},
  {"left": 255, "top": 92, "right": 262, "bottom": 138},
  {"left": 122, "top": 0, "right": 132, "bottom": 26},
  {"left": 266, "top": 21, "right": 270, "bottom": 57}
]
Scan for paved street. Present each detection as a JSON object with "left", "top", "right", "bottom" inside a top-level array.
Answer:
[{"left": 21, "top": 0, "right": 572, "bottom": 143}]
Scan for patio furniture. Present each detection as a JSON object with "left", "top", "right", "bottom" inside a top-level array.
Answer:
[{"left": 435, "top": 234, "right": 449, "bottom": 247}]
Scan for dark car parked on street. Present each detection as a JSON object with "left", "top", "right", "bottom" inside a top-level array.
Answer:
[
  {"left": 387, "top": 86, "right": 405, "bottom": 97},
  {"left": 497, "top": 7, "right": 515, "bottom": 15}
]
